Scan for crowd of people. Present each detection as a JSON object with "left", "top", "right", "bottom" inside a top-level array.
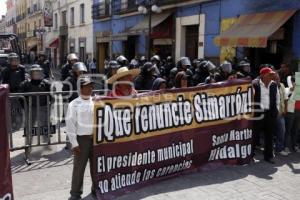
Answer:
[{"left": 0, "top": 51, "right": 300, "bottom": 199}]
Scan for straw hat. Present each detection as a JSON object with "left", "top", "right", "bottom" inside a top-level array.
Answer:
[{"left": 107, "top": 66, "right": 140, "bottom": 84}]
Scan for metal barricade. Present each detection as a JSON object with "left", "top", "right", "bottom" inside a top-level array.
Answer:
[{"left": 8, "top": 88, "right": 149, "bottom": 164}]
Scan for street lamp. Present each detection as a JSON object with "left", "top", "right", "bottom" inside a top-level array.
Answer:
[
  {"left": 35, "top": 27, "right": 46, "bottom": 52},
  {"left": 138, "top": 0, "right": 162, "bottom": 60}
]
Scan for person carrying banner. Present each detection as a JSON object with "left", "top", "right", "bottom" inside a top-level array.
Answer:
[
  {"left": 252, "top": 67, "right": 279, "bottom": 164},
  {"left": 107, "top": 66, "right": 140, "bottom": 97},
  {"left": 66, "top": 76, "right": 95, "bottom": 200}
]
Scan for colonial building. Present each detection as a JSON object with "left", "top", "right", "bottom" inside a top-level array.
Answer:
[
  {"left": 0, "top": 16, "right": 6, "bottom": 33},
  {"left": 16, "top": 0, "right": 27, "bottom": 52},
  {"left": 92, "top": 0, "right": 300, "bottom": 73},
  {"left": 92, "top": 0, "right": 209, "bottom": 73},
  {"left": 5, "top": 0, "right": 16, "bottom": 34},
  {"left": 25, "top": 0, "right": 46, "bottom": 55},
  {"left": 43, "top": 0, "right": 94, "bottom": 66}
]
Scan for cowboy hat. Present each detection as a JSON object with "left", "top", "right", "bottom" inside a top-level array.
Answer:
[{"left": 107, "top": 66, "right": 140, "bottom": 84}]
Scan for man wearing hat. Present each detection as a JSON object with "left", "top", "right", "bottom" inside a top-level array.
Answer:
[
  {"left": 252, "top": 67, "right": 279, "bottom": 164},
  {"left": 66, "top": 76, "right": 95, "bottom": 200},
  {"left": 107, "top": 66, "right": 140, "bottom": 97}
]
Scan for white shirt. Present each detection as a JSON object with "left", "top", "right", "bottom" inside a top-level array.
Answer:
[
  {"left": 66, "top": 96, "right": 94, "bottom": 148},
  {"left": 285, "top": 87, "right": 295, "bottom": 113},
  {"left": 259, "top": 79, "right": 279, "bottom": 110}
]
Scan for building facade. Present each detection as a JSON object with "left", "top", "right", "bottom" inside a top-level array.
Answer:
[
  {"left": 5, "top": 0, "right": 16, "bottom": 34},
  {"left": 43, "top": 0, "right": 94, "bottom": 66},
  {"left": 16, "top": 0, "right": 27, "bottom": 52},
  {"left": 0, "top": 16, "right": 6, "bottom": 33},
  {"left": 92, "top": 0, "right": 300, "bottom": 72}
]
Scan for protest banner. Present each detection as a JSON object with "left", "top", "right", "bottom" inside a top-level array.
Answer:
[
  {"left": 0, "top": 85, "right": 14, "bottom": 200},
  {"left": 92, "top": 79, "right": 253, "bottom": 199}
]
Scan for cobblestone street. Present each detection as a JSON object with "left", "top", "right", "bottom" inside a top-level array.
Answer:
[{"left": 11, "top": 145, "right": 300, "bottom": 200}]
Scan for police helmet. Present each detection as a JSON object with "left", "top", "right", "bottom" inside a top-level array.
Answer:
[
  {"left": 150, "top": 55, "right": 160, "bottom": 62},
  {"left": 30, "top": 65, "right": 44, "bottom": 80},
  {"left": 67, "top": 53, "right": 79, "bottom": 61},
  {"left": 109, "top": 60, "right": 120, "bottom": 69},
  {"left": 220, "top": 61, "right": 233, "bottom": 74},
  {"left": 72, "top": 62, "right": 88, "bottom": 72}
]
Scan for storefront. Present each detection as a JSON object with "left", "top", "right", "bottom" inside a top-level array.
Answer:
[{"left": 214, "top": 10, "right": 296, "bottom": 72}]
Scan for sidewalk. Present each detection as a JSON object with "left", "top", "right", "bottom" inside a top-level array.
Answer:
[{"left": 11, "top": 144, "right": 300, "bottom": 200}]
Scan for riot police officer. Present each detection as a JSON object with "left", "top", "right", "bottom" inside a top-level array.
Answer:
[
  {"left": 169, "top": 57, "right": 194, "bottom": 88},
  {"left": 116, "top": 55, "right": 128, "bottom": 67},
  {"left": 20, "top": 65, "right": 51, "bottom": 161},
  {"left": 134, "top": 62, "right": 156, "bottom": 91},
  {"left": 20, "top": 65, "right": 51, "bottom": 105},
  {"left": 37, "top": 52, "right": 52, "bottom": 79},
  {"left": 219, "top": 61, "right": 233, "bottom": 81},
  {"left": 61, "top": 53, "right": 79, "bottom": 81},
  {"left": 236, "top": 60, "right": 252, "bottom": 79},
  {"left": 1, "top": 53, "right": 25, "bottom": 93},
  {"left": 150, "top": 55, "right": 161, "bottom": 77},
  {"left": 63, "top": 62, "right": 88, "bottom": 102}
]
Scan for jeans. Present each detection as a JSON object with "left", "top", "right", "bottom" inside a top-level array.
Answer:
[
  {"left": 285, "top": 111, "right": 300, "bottom": 150},
  {"left": 275, "top": 116, "right": 285, "bottom": 152}
]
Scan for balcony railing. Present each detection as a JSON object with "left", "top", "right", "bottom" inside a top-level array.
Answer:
[
  {"left": 113, "top": 0, "right": 138, "bottom": 14},
  {"left": 92, "top": 1, "right": 111, "bottom": 20}
]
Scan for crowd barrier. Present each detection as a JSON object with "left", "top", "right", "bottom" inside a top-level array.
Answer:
[{"left": 8, "top": 89, "right": 149, "bottom": 164}]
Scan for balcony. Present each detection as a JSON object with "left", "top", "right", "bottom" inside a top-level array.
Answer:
[
  {"left": 92, "top": 1, "right": 111, "bottom": 20},
  {"left": 59, "top": 25, "right": 68, "bottom": 36},
  {"left": 114, "top": 0, "right": 138, "bottom": 14}
]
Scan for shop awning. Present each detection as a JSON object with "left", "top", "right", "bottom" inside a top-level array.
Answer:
[
  {"left": 129, "top": 12, "right": 172, "bottom": 35},
  {"left": 49, "top": 38, "right": 59, "bottom": 48},
  {"left": 214, "top": 10, "right": 296, "bottom": 48}
]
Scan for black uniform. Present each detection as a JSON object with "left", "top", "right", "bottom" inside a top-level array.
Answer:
[
  {"left": 63, "top": 75, "right": 78, "bottom": 102},
  {"left": 169, "top": 67, "right": 194, "bottom": 88},
  {"left": 20, "top": 79, "right": 51, "bottom": 106},
  {"left": 61, "top": 63, "right": 72, "bottom": 81},
  {"left": 1, "top": 65, "right": 26, "bottom": 93},
  {"left": 37, "top": 60, "right": 51, "bottom": 79}
]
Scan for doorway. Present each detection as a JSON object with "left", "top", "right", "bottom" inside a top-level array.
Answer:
[
  {"left": 185, "top": 25, "right": 199, "bottom": 60},
  {"left": 97, "top": 42, "right": 109, "bottom": 73}
]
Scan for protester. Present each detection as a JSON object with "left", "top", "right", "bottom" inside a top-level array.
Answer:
[
  {"left": 66, "top": 76, "right": 95, "bottom": 200},
  {"left": 152, "top": 78, "right": 167, "bottom": 90},
  {"left": 61, "top": 53, "right": 79, "bottom": 81},
  {"left": 277, "top": 63, "right": 292, "bottom": 87},
  {"left": 134, "top": 62, "right": 156, "bottom": 91},
  {"left": 89, "top": 58, "right": 97, "bottom": 74},
  {"left": 272, "top": 72, "right": 289, "bottom": 156},
  {"left": 285, "top": 75, "right": 300, "bottom": 153},
  {"left": 252, "top": 67, "right": 279, "bottom": 164},
  {"left": 174, "top": 71, "right": 188, "bottom": 88},
  {"left": 1, "top": 53, "right": 25, "bottom": 93},
  {"left": 107, "top": 66, "right": 140, "bottom": 97}
]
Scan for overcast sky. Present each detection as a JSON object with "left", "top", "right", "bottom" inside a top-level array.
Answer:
[{"left": 0, "top": 0, "right": 6, "bottom": 17}]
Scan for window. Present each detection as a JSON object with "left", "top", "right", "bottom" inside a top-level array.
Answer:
[
  {"left": 54, "top": 13, "right": 58, "bottom": 29},
  {"left": 70, "top": 7, "right": 74, "bottom": 26},
  {"left": 61, "top": 10, "right": 67, "bottom": 26},
  {"left": 80, "top": 4, "right": 85, "bottom": 24}
]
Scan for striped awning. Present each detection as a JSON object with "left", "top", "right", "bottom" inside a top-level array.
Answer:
[{"left": 214, "top": 10, "right": 296, "bottom": 48}]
